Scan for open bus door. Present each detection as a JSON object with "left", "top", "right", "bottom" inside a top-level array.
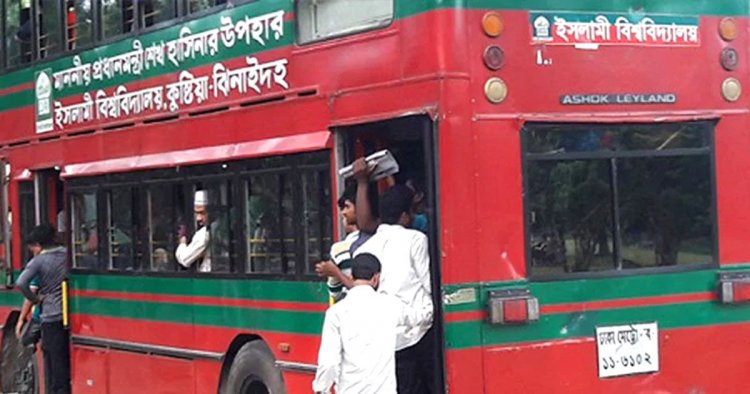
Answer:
[{"left": 334, "top": 114, "right": 445, "bottom": 393}]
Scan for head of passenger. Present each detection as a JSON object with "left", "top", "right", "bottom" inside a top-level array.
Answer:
[
  {"left": 194, "top": 190, "right": 209, "bottom": 227},
  {"left": 405, "top": 179, "right": 426, "bottom": 213},
  {"left": 379, "top": 185, "right": 415, "bottom": 227},
  {"left": 351, "top": 253, "right": 382, "bottom": 290},
  {"left": 25, "top": 223, "right": 57, "bottom": 256},
  {"left": 337, "top": 183, "right": 358, "bottom": 229}
]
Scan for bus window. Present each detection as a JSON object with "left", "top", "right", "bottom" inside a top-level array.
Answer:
[
  {"left": 107, "top": 187, "right": 137, "bottom": 271},
  {"left": 139, "top": 0, "right": 176, "bottom": 28},
  {"left": 71, "top": 191, "right": 100, "bottom": 269},
  {"left": 38, "top": 0, "right": 64, "bottom": 59},
  {"left": 4, "top": 0, "right": 33, "bottom": 66},
  {"left": 147, "top": 184, "right": 182, "bottom": 272},
  {"left": 296, "top": 0, "right": 393, "bottom": 44},
  {"left": 524, "top": 121, "right": 715, "bottom": 276},
  {"left": 187, "top": 0, "right": 226, "bottom": 14},
  {"left": 66, "top": 0, "right": 94, "bottom": 50},
  {"left": 302, "top": 169, "right": 331, "bottom": 274},
  {"left": 203, "top": 181, "right": 232, "bottom": 273},
  {"left": 101, "top": 0, "right": 135, "bottom": 39},
  {"left": 246, "top": 174, "right": 289, "bottom": 274}
]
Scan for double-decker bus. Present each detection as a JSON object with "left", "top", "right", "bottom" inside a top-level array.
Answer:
[{"left": 0, "top": 0, "right": 748, "bottom": 393}]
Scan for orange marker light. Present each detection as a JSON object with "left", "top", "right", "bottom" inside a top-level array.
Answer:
[
  {"left": 719, "top": 17, "right": 738, "bottom": 41},
  {"left": 482, "top": 12, "right": 504, "bottom": 37}
]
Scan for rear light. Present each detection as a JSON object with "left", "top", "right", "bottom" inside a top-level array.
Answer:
[
  {"left": 719, "top": 272, "right": 750, "bottom": 303},
  {"left": 719, "top": 17, "right": 738, "bottom": 41},
  {"left": 482, "top": 12, "right": 504, "bottom": 37},
  {"left": 484, "top": 77, "right": 508, "bottom": 104},
  {"left": 721, "top": 77, "right": 741, "bottom": 102},
  {"left": 720, "top": 48, "right": 739, "bottom": 71},
  {"left": 483, "top": 45, "right": 505, "bottom": 70},
  {"left": 487, "top": 288, "right": 539, "bottom": 325}
]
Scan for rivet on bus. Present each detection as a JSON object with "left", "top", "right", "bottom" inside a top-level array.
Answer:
[
  {"left": 719, "top": 17, "right": 738, "bottom": 41},
  {"left": 721, "top": 77, "right": 742, "bottom": 102},
  {"left": 482, "top": 12, "right": 504, "bottom": 37},
  {"left": 720, "top": 48, "right": 739, "bottom": 71},
  {"left": 484, "top": 77, "right": 508, "bottom": 104},
  {"left": 483, "top": 45, "right": 505, "bottom": 70}
]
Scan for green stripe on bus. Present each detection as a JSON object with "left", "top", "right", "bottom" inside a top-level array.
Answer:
[
  {"left": 445, "top": 299, "right": 750, "bottom": 349},
  {"left": 73, "top": 297, "right": 325, "bottom": 335},
  {"left": 0, "top": 290, "right": 23, "bottom": 307},
  {"left": 72, "top": 274, "right": 328, "bottom": 303}
]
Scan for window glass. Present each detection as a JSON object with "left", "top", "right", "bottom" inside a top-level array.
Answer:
[
  {"left": 72, "top": 191, "right": 99, "bottom": 268},
  {"left": 525, "top": 122, "right": 714, "bottom": 277},
  {"left": 147, "top": 184, "right": 183, "bottom": 271},
  {"left": 5, "top": 0, "right": 33, "bottom": 66},
  {"left": 302, "top": 170, "right": 331, "bottom": 273},
  {"left": 38, "top": 0, "right": 63, "bottom": 59},
  {"left": 526, "top": 123, "right": 710, "bottom": 154},
  {"left": 19, "top": 182, "right": 35, "bottom": 264},
  {"left": 297, "top": 0, "right": 393, "bottom": 44},
  {"left": 140, "top": 0, "right": 176, "bottom": 28},
  {"left": 108, "top": 188, "right": 136, "bottom": 270},
  {"left": 66, "top": 0, "right": 94, "bottom": 50},
  {"left": 187, "top": 0, "right": 226, "bottom": 14},
  {"left": 101, "top": 0, "right": 135, "bottom": 39},
  {"left": 203, "top": 181, "right": 232, "bottom": 273},
  {"left": 246, "top": 174, "right": 292, "bottom": 274}
]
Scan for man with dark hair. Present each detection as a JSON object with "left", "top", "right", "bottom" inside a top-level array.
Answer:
[
  {"left": 17, "top": 223, "right": 70, "bottom": 394},
  {"left": 354, "top": 170, "right": 434, "bottom": 394},
  {"left": 315, "top": 183, "right": 360, "bottom": 303},
  {"left": 313, "top": 253, "right": 413, "bottom": 394}
]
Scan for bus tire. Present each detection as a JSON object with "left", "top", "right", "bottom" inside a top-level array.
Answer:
[{"left": 222, "top": 340, "right": 286, "bottom": 394}]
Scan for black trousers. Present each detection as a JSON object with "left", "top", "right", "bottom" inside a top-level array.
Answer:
[
  {"left": 396, "top": 326, "right": 437, "bottom": 394},
  {"left": 41, "top": 321, "right": 71, "bottom": 394}
]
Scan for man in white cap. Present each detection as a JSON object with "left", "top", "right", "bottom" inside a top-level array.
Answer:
[{"left": 175, "top": 190, "right": 211, "bottom": 272}]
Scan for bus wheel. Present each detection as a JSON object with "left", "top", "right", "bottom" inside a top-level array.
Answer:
[
  {"left": 1, "top": 314, "right": 39, "bottom": 394},
  {"left": 223, "top": 341, "right": 286, "bottom": 394}
]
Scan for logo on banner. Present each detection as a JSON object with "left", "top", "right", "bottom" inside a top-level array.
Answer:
[{"left": 35, "top": 68, "right": 54, "bottom": 133}]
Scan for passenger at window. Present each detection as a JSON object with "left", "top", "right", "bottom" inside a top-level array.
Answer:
[{"left": 175, "top": 190, "right": 212, "bottom": 272}]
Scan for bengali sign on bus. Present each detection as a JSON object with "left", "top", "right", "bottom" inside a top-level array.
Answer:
[
  {"left": 530, "top": 11, "right": 700, "bottom": 46},
  {"left": 34, "top": 4, "right": 289, "bottom": 134},
  {"left": 596, "top": 322, "right": 660, "bottom": 378}
]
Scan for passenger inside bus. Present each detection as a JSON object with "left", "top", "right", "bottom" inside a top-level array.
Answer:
[{"left": 175, "top": 190, "right": 212, "bottom": 272}]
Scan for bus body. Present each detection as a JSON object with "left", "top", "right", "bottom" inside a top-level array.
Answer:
[{"left": 0, "top": 0, "right": 747, "bottom": 393}]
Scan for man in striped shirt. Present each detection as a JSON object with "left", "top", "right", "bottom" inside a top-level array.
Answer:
[{"left": 317, "top": 184, "right": 359, "bottom": 303}]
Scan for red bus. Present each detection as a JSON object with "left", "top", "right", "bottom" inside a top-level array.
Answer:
[{"left": 0, "top": 0, "right": 748, "bottom": 393}]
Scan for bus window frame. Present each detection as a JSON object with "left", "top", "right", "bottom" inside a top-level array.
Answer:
[
  {"left": 66, "top": 149, "right": 332, "bottom": 282},
  {"left": 521, "top": 120, "right": 720, "bottom": 282},
  {"left": 294, "top": 0, "right": 396, "bottom": 46}
]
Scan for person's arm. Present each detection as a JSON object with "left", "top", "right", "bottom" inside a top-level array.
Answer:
[
  {"left": 316, "top": 261, "right": 355, "bottom": 291},
  {"left": 175, "top": 227, "right": 208, "bottom": 268},
  {"left": 352, "top": 158, "right": 378, "bottom": 234},
  {"left": 312, "top": 309, "right": 342, "bottom": 394},
  {"left": 15, "top": 298, "right": 34, "bottom": 339},
  {"left": 16, "top": 263, "right": 40, "bottom": 304},
  {"left": 411, "top": 233, "right": 432, "bottom": 294}
]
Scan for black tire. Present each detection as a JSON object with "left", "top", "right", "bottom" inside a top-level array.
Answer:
[
  {"left": 222, "top": 341, "right": 286, "bottom": 394},
  {"left": 1, "top": 314, "right": 38, "bottom": 394}
]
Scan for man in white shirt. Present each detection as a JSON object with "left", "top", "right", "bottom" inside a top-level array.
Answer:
[
  {"left": 175, "top": 190, "right": 211, "bottom": 272},
  {"left": 354, "top": 184, "right": 435, "bottom": 394},
  {"left": 313, "top": 253, "right": 409, "bottom": 394}
]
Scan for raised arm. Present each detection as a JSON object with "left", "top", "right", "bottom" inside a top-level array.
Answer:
[
  {"left": 352, "top": 158, "right": 378, "bottom": 233},
  {"left": 175, "top": 227, "right": 208, "bottom": 268}
]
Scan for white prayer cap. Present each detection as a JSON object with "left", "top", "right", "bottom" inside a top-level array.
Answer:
[{"left": 194, "top": 190, "right": 208, "bottom": 207}]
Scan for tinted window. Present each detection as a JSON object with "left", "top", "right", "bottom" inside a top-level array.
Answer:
[{"left": 525, "top": 122, "right": 715, "bottom": 277}]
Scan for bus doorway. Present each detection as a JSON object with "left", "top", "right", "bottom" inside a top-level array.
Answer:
[{"left": 334, "top": 114, "right": 445, "bottom": 393}]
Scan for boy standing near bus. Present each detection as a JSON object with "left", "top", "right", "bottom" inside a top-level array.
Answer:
[
  {"left": 17, "top": 223, "right": 71, "bottom": 394},
  {"left": 316, "top": 184, "right": 359, "bottom": 303}
]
